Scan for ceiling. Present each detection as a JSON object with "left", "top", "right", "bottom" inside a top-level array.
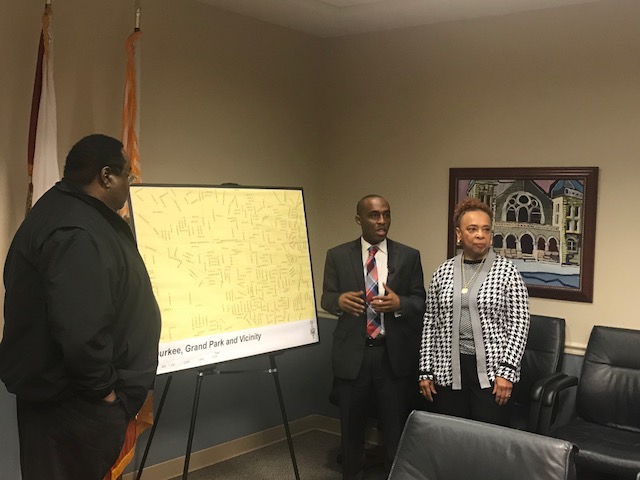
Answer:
[{"left": 196, "top": 0, "right": 602, "bottom": 37}]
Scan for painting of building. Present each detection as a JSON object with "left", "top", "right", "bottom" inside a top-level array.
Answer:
[{"left": 465, "top": 178, "right": 585, "bottom": 289}]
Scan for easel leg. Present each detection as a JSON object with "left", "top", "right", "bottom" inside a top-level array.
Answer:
[
  {"left": 135, "top": 375, "right": 173, "bottom": 480},
  {"left": 269, "top": 354, "right": 301, "bottom": 480},
  {"left": 183, "top": 370, "right": 206, "bottom": 479}
]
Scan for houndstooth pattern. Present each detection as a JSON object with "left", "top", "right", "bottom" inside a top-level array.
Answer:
[{"left": 419, "top": 253, "right": 530, "bottom": 385}]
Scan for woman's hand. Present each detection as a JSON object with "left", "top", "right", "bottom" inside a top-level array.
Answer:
[
  {"left": 492, "top": 376, "right": 513, "bottom": 406},
  {"left": 419, "top": 379, "right": 437, "bottom": 402}
]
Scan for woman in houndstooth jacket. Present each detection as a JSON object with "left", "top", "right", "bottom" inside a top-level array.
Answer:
[{"left": 418, "top": 197, "right": 530, "bottom": 426}]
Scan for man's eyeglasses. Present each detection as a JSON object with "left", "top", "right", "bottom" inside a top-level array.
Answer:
[
  {"left": 121, "top": 169, "right": 138, "bottom": 185},
  {"left": 106, "top": 165, "right": 138, "bottom": 185},
  {"left": 127, "top": 173, "right": 139, "bottom": 185}
]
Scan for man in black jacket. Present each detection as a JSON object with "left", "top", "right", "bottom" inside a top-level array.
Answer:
[
  {"left": 321, "top": 194, "right": 426, "bottom": 480},
  {"left": 0, "top": 134, "right": 161, "bottom": 480}
]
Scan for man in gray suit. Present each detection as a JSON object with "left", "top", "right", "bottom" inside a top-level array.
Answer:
[{"left": 321, "top": 194, "right": 426, "bottom": 480}]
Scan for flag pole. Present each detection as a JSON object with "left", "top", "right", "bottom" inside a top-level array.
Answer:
[
  {"left": 104, "top": 6, "right": 148, "bottom": 476},
  {"left": 134, "top": 6, "right": 141, "bottom": 32}
]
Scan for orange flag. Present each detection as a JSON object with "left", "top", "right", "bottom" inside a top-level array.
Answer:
[
  {"left": 105, "top": 18, "right": 154, "bottom": 480},
  {"left": 122, "top": 29, "right": 142, "bottom": 182},
  {"left": 104, "top": 392, "right": 154, "bottom": 480},
  {"left": 117, "top": 26, "right": 143, "bottom": 223}
]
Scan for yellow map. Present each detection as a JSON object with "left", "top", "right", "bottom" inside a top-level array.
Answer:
[{"left": 129, "top": 186, "right": 317, "bottom": 345}]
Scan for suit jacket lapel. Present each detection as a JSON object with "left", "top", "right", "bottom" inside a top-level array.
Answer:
[
  {"left": 348, "top": 239, "right": 365, "bottom": 292},
  {"left": 386, "top": 239, "right": 397, "bottom": 288}
]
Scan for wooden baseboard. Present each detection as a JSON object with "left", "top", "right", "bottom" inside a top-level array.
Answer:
[
  {"left": 123, "top": 414, "right": 370, "bottom": 480},
  {"left": 564, "top": 344, "right": 586, "bottom": 356}
]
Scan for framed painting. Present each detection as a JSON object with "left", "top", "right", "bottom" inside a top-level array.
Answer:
[{"left": 448, "top": 167, "right": 599, "bottom": 302}]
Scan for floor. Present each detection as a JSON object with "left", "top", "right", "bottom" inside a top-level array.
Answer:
[{"left": 169, "top": 430, "right": 388, "bottom": 480}]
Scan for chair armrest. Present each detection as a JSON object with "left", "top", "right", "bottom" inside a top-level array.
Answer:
[
  {"left": 531, "top": 372, "right": 567, "bottom": 402},
  {"left": 527, "top": 372, "right": 569, "bottom": 432},
  {"left": 527, "top": 372, "right": 566, "bottom": 433},
  {"left": 542, "top": 375, "right": 578, "bottom": 407},
  {"left": 537, "top": 375, "right": 579, "bottom": 435}
]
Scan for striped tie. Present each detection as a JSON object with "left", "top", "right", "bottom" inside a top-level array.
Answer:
[{"left": 365, "top": 246, "right": 380, "bottom": 338}]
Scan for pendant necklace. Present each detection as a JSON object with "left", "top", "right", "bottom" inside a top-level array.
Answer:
[{"left": 461, "top": 254, "right": 486, "bottom": 294}]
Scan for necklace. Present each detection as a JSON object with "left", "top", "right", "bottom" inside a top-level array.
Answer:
[{"left": 461, "top": 254, "right": 486, "bottom": 294}]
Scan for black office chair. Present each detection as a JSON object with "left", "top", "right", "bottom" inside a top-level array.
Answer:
[
  {"left": 511, "top": 314, "right": 566, "bottom": 432},
  {"left": 540, "top": 326, "right": 640, "bottom": 480},
  {"left": 389, "top": 410, "right": 577, "bottom": 480}
]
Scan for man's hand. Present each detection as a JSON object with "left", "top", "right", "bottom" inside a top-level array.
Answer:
[
  {"left": 371, "top": 284, "right": 401, "bottom": 312},
  {"left": 103, "top": 390, "right": 117, "bottom": 404},
  {"left": 338, "top": 290, "right": 365, "bottom": 316}
]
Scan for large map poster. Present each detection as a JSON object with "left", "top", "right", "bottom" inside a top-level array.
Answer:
[{"left": 129, "top": 185, "right": 318, "bottom": 374}]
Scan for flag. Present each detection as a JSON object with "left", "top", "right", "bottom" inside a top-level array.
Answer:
[
  {"left": 26, "top": 3, "right": 59, "bottom": 215},
  {"left": 104, "top": 392, "right": 154, "bottom": 480},
  {"left": 105, "top": 16, "right": 154, "bottom": 480},
  {"left": 121, "top": 29, "right": 142, "bottom": 183},
  {"left": 117, "top": 25, "right": 143, "bottom": 223}
]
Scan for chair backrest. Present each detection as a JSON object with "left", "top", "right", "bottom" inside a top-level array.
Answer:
[
  {"left": 577, "top": 325, "right": 640, "bottom": 432},
  {"left": 512, "top": 315, "right": 565, "bottom": 406},
  {"left": 389, "top": 410, "right": 577, "bottom": 480}
]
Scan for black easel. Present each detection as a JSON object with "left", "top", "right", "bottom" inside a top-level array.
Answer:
[
  {"left": 135, "top": 354, "right": 301, "bottom": 480},
  {"left": 135, "top": 375, "right": 173, "bottom": 480},
  {"left": 182, "top": 353, "right": 300, "bottom": 480}
]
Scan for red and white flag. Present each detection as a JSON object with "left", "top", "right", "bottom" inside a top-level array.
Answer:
[{"left": 26, "top": 2, "right": 59, "bottom": 215}]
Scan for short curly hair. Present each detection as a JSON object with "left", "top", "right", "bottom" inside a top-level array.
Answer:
[
  {"left": 356, "top": 194, "right": 386, "bottom": 216},
  {"left": 453, "top": 197, "right": 492, "bottom": 227},
  {"left": 63, "top": 134, "right": 125, "bottom": 186}
]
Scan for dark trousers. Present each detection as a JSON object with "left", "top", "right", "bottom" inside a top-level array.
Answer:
[
  {"left": 17, "top": 395, "right": 129, "bottom": 480},
  {"left": 432, "top": 353, "right": 512, "bottom": 426},
  {"left": 334, "top": 344, "right": 411, "bottom": 480}
]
